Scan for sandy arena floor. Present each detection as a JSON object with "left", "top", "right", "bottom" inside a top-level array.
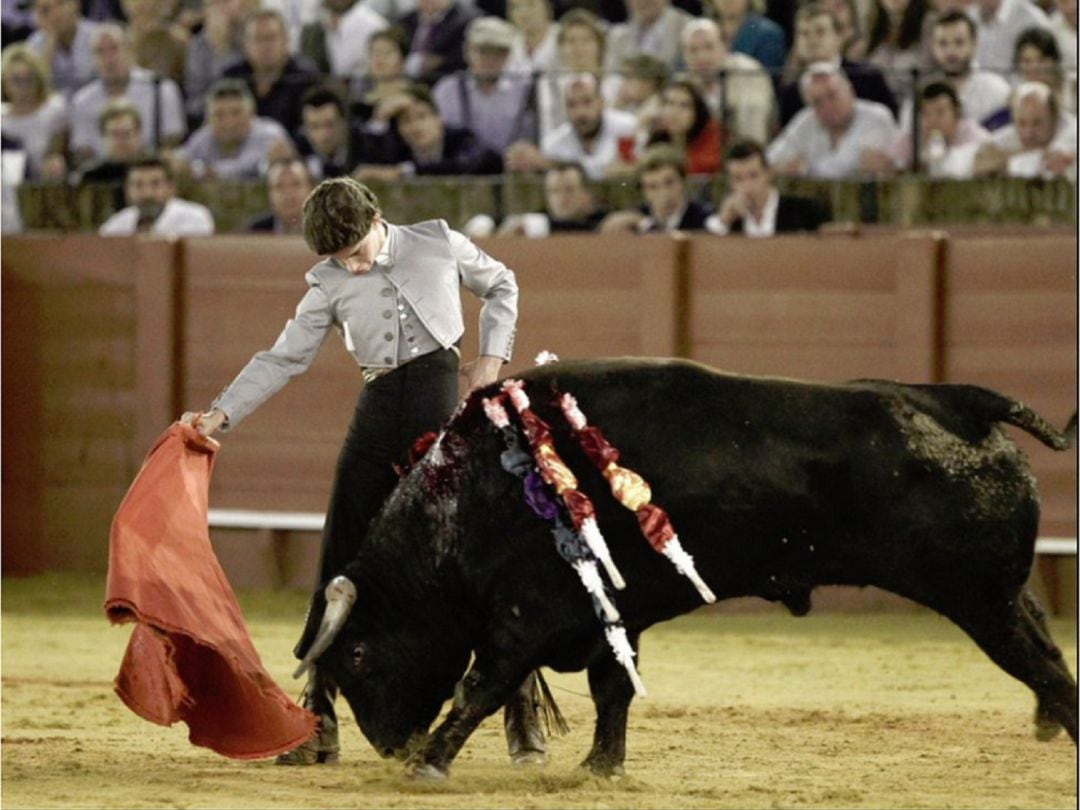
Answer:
[{"left": 2, "top": 573, "right": 1076, "bottom": 809}]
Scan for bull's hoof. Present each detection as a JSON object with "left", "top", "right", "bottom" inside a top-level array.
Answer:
[
  {"left": 581, "top": 758, "right": 625, "bottom": 778},
  {"left": 405, "top": 761, "right": 449, "bottom": 781},
  {"left": 1035, "top": 718, "right": 1063, "bottom": 742},
  {"left": 511, "top": 749, "right": 549, "bottom": 767}
]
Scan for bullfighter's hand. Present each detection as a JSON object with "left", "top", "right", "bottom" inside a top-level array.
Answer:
[
  {"left": 460, "top": 355, "right": 503, "bottom": 395},
  {"left": 180, "top": 408, "right": 227, "bottom": 437}
]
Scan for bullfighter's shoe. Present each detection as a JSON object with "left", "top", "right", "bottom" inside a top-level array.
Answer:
[{"left": 276, "top": 667, "right": 339, "bottom": 765}]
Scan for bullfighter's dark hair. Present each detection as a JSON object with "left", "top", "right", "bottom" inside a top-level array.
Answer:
[
  {"left": 725, "top": 138, "right": 769, "bottom": 168},
  {"left": 302, "top": 177, "right": 381, "bottom": 255}
]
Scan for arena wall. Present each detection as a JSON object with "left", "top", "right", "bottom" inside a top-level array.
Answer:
[{"left": 2, "top": 231, "right": 1074, "bottom": 612}]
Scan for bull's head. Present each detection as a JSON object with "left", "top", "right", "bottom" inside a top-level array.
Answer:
[{"left": 295, "top": 576, "right": 468, "bottom": 760}]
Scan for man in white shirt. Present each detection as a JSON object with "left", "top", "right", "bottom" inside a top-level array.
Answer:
[
  {"left": 307, "top": 0, "right": 388, "bottom": 78},
  {"left": 1048, "top": 0, "right": 1077, "bottom": 71},
  {"left": 26, "top": 0, "right": 99, "bottom": 98},
  {"left": 976, "top": 81, "right": 1077, "bottom": 177},
  {"left": 929, "top": 11, "right": 1012, "bottom": 127},
  {"left": 99, "top": 157, "right": 215, "bottom": 236},
  {"left": 679, "top": 17, "right": 775, "bottom": 144},
  {"left": 767, "top": 62, "right": 899, "bottom": 180},
  {"left": 604, "top": 0, "right": 692, "bottom": 73},
  {"left": 969, "top": 0, "right": 1052, "bottom": 72},
  {"left": 69, "top": 24, "right": 186, "bottom": 165},
  {"left": 893, "top": 81, "right": 990, "bottom": 178}
]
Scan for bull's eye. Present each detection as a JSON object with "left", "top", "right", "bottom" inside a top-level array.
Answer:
[{"left": 350, "top": 643, "right": 368, "bottom": 674}]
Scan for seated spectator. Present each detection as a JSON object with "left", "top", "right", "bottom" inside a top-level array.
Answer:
[
  {"left": 26, "top": 0, "right": 99, "bottom": 98},
  {"left": 501, "top": 160, "right": 608, "bottom": 235},
  {"left": 400, "top": 0, "right": 477, "bottom": 86},
  {"left": 1047, "top": 0, "right": 1076, "bottom": 71},
  {"left": 647, "top": 74, "right": 724, "bottom": 175},
  {"left": 299, "top": 0, "right": 388, "bottom": 78},
  {"left": 120, "top": 0, "right": 188, "bottom": 87},
  {"left": 177, "top": 79, "right": 294, "bottom": 180},
  {"left": 822, "top": 0, "right": 868, "bottom": 59},
  {"left": 99, "top": 155, "right": 215, "bottom": 235},
  {"left": 971, "top": 0, "right": 1052, "bottom": 74},
  {"left": 508, "top": 72, "right": 639, "bottom": 179},
  {"left": 893, "top": 80, "right": 989, "bottom": 176},
  {"left": 247, "top": 156, "right": 314, "bottom": 233},
  {"left": 70, "top": 24, "right": 186, "bottom": 166},
  {"left": 353, "top": 83, "right": 503, "bottom": 179},
  {"left": 506, "top": 0, "right": 559, "bottom": 75},
  {"left": 680, "top": 17, "right": 775, "bottom": 144},
  {"left": 1012, "top": 27, "right": 1073, "bottom": 113},
  {"left": 778, "top": 2, "right": 898, "bottom": 126},
  {"left": 299, "top": 84, "right": 379, "bottom": 178},
  {"left": 612, "top": 53, "right": 668, "bottom": 138},
  {"left": 708, "top": 0, "right": 787, "bottom": 73},
  {"left": 600, "top": 144, "right": 721, "bottom": 233},
  {"left": 351, "top": 27, "right": 412, "bottom": 130},
  {"left": 1, "top": 42, "right": 69, "bottom": 180},
  {"left": 433, "top": 16, "right": 537, "bottom": 155},
  {"left": 222, "top": 9, "right": 321, "bottom": 140},
  {"left": 713, "top": 139, "right": 830, "bottom": 235},
  {"left": 925, "top": 10, "right": 1012, "bottom": 127},
  {"left": 864, "top": 0, "right": 932, "bottom": 103},
  {"left": 976, "top": 80, "right": 1076, "bottom": 177},
  {"left": 184, "top": 0, "right": 254, "bottom": 129},
  {"left": 535, "top": 9, "right": 620, "bottom": 140},
  {"left": 605, "top": 0, "right": 693, "bottom": 74},
  {"left": 71, "top": 99, "right": 149, "bottom": 191},
  {"left": 767, "top": 62, "right": 899, "bottom": 178}
]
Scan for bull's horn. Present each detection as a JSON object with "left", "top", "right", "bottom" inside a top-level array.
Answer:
[{"left": 292, "top": 576, "right": 357, "bottom": 680}]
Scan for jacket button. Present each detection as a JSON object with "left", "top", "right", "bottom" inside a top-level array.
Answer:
[
  {"left": 384, "top": 332, "right": 394, "bottom": 341},
  {"left": 383, "top": 310, "right": 392, "bottom": 318}
]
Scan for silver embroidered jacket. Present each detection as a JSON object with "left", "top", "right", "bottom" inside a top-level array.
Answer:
[{"left": 211, "top": 219, "right": 518, "bottom": 430}]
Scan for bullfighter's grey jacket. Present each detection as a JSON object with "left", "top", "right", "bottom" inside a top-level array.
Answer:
[{"left": 211, "top": 219, "right": 518, "bottom": 430}]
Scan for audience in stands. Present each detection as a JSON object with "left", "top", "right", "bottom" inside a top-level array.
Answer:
[
  {"left": 70, "top": 24, "right": 186, "bottom": 165},
  {"left": 679, "top": 18, "right": 775, "bottom": 143},
  {"left": 222, "top": 9, "right": 321, "bottom": 140},
  {"left": 647, "top": 74, "right": 724, "bottom": 174},
  {"left": 1012, "top": 26, "right": 1073, "bottom": 113},
  {"left": 1, "top": 42, "right": 69, "bottom": 180},
  {"left": 432, "top": 16, "right": 537, "bottom": 154},
  {"left": 184, "top": 0, "right": 254, "bottom": 128},
  {"left": 465, "top": 159, "right": 608, "bottom": 236},
  {"left": 767, "top": 62, "right": 899, "bottom": 178},
  {"left": 976, "top": 80, "right": 1076, "bottom": 177},
  {"left": 605, "top": 0, "right": 694, "bottom": 73},
  {"left": 864, "top": 0, "right": 932, "bottom": 103},
  {"left": 71, "top": 99, "right": 149, "bottom": 189},
  {"left": 299, "top": 0, "right": 389, "bottom": 79},
  {"left": 176, "top": 78, "right": 294, "bottom": 180},
  {"left": 509, "top": 71, "right": 638, "bottom": 178},
  {"left": 612, "top": 53, "right": 667, "bottom": 140},
  {"left": 893, "top": 80, "right": 989, "bottom": 176},
  {"left": 708, "top": 0, "right": 787, "bottom": 73},
  {"left": 600, "top": 144, "right": 721, "bottom": 232},
  {"left": 779, "top": 3, "right": 897, "bottom": 126},
  {"left": 927, "top": 10, "right": 1011, "bottom": 127},
  {"left": 26, "top": 0, "right": 99, "bottom": 98},
  {"left": 821, "top": 0, "right": 868, "bottom": 59},
  {"left": 299, "top": 84, "right": 375, "bottom": 178},
  {"left": 400, "top": 0, "right": 477, "bottom": 85},
  {"left": 506, "top": 0, "right": 559, "bottom": 74},
  {"left": 1047, "top": 0, "right": 1076, "bottom": 70},
  {"left": 351, "top": 27, "right": 412, "bottom": 129},
  {"left": 99, "top": 155, "right": 215, "bottom": 235},
  {"left": 120, "top": 0, "right": 188, "bottom": 87},
  {"left": 247, "top": 156, "right": 314, "bottom": 233},
  {"left": 713, "top": 139, "right": 830, "bottom": 235},
  {"left": 354, "top": 82, "right": 503, "bottom": 178},
  {"left": 970, "top": 0, "right": 1052, "bottom": 73}
]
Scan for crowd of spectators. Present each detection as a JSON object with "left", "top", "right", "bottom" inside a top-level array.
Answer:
[{"left": 1, "top": 0, "right": 1076, "bottom": 236}]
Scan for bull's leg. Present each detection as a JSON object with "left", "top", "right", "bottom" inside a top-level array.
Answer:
[
  {"left": 953, "top": 591, "right": 1077, "bottom": 744},
  {"left": 407, "top": 657, "right": 527, "bottom": 779},
  {"left": 503, "top": 672, "right": 548, "bottom": 765},
  {"left": 581, "top": 631, "right": 640, "bottom": 777}
]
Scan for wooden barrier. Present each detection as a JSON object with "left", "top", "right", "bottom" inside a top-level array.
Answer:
[{"left": 2, "top": 231, "right": 1074, "bottom": 609}]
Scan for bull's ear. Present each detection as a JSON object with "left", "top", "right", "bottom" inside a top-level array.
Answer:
[{"left": 292, "top": 576, "right": 357, "bottom": 679}]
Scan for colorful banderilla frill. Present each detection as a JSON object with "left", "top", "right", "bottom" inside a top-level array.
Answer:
[
  {"left": 483, "top": 392, "right": 645, "bottom": 697},
  {"left": 560, "top": 393, "right": 717, "bottom": 604}
]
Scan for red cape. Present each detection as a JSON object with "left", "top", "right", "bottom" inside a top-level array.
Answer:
[{"left": 105, "top": 423, "right": 316, "bottom": 759}]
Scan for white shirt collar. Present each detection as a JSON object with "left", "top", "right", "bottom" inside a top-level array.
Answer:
[{"left": 743, "top": 188, "right": 779, "bottom": 237}]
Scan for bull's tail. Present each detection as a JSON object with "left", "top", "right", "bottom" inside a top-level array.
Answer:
[{"left": 532, "top": 670, "right": 570, "bottom": 737}]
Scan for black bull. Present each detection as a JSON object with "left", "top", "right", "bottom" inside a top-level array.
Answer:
[{"left": 306, "top": 358, "right": 1078, "bottom": 777}]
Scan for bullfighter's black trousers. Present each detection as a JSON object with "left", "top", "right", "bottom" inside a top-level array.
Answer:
[{"left": 316, "top": 346, "right": 460, "bottom": 590}]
